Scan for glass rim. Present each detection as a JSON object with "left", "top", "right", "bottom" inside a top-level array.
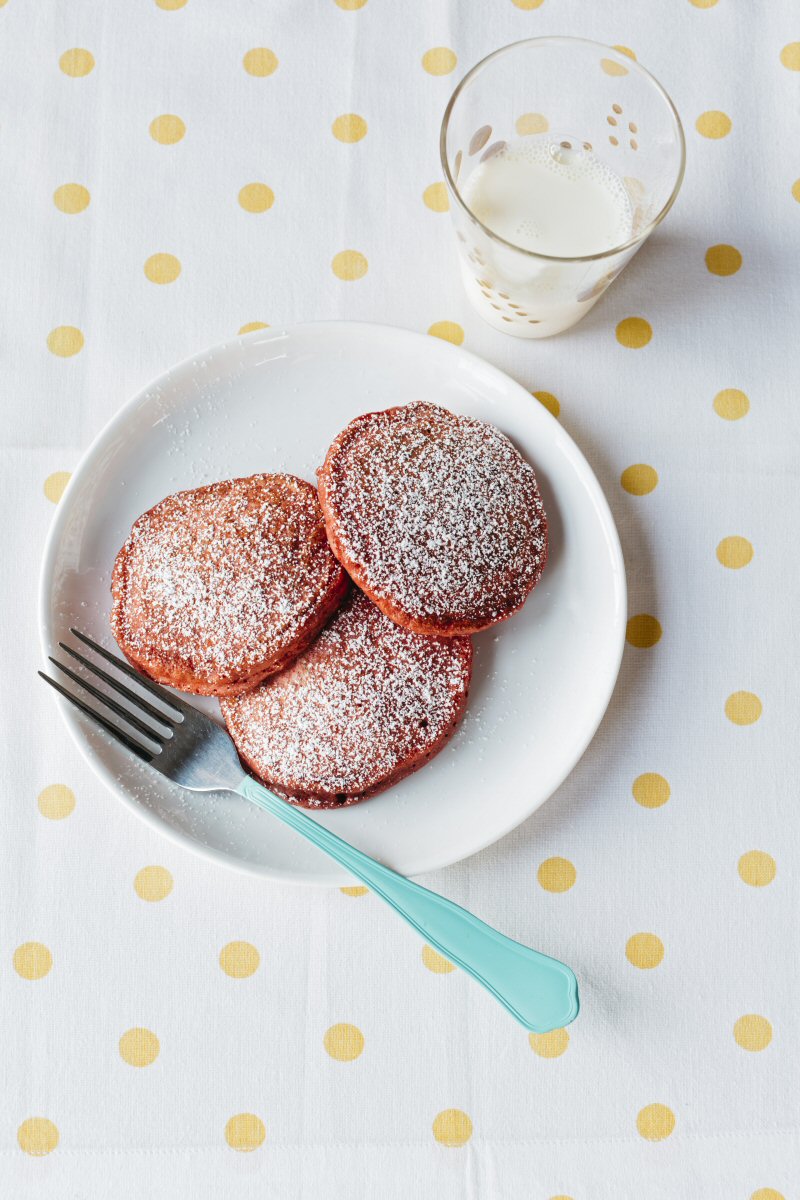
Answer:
[{"left": 439, "top": 36, "right": 687, "bottom": 265}]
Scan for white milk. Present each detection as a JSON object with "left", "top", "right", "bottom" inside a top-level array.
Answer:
[
  {"left": 462, "top": 138, "right": 632, "bottom": 257},
  {"left": 458, "top": 137, "right": 634, "bottom": 336}
]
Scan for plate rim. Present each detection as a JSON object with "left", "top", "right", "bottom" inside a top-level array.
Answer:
[{"left": 38, "top": 320, "right": 627, "bottom": 885}]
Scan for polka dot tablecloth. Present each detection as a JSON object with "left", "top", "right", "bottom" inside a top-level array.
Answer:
[{"left": 3, "top": 1, "right": 799, "bottom": 1197}]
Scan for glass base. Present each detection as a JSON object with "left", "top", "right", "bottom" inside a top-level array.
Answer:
[{"left": 460, "top": 267, "right": 600, "bottom": 339}]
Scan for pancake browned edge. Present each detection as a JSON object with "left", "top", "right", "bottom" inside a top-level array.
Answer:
[
  {"left": 220, "top": 589, "right": 473, "bottom": 807},
  {"left": 318, "top": 401, "right": 548, "bottom": 636},
  {"left": 111, "top": 473, "right": 348, "bottom": 697}
]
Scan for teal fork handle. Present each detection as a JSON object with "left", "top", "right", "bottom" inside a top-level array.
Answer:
[{"left": 237, "top": 776, "right": 579, "bottom": 1033}]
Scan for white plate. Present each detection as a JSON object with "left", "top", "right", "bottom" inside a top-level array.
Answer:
[{"left": 39, "top": 322, "right": 625, "bottom": 886}]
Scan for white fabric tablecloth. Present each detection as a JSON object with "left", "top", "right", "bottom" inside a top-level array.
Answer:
[{"left": 3, "top": 1, "right": 799, "bottom": 1196}]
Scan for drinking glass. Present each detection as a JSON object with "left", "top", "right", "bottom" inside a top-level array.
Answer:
[{"left": 440, "top": 38, "right": 685, "bottom": 338}]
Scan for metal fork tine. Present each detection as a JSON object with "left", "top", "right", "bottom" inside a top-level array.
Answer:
[
  {"left": 58, "top": 642, "right": 175, "bottom": 729},
  {"left": 68, "top": 628, "right": 185, "bottom": 717},
  {"left": 38, "top": 672, "right": 154, "bottom": 761},
  {"left": 48, "top": 658, "right": 167, "bottom": 745}
]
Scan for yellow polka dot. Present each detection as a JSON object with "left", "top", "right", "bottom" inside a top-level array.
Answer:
[
  {"left": 133, "top": 865, "right": 173, "bottom": 901},
  {"left": 17, "top": 1118, "right": 59, "bottom": 1156},
  {"left": 144, "top": 253, "right": 181, "bottom": 284},
  {"left": 626, "top": 933, "right": 664, "bottom": 969},
  {"left": 533, "top": 391, "right": 560, "bottom": 418},
  {"left": 713, "top": 387, "right": 749, "bottom": 420},
  {"left": 432, "top": 1109, "right": 473, "bottom": 1147},
  {"left": 751, "top": 1191, "right": 785, "bottom": 1200},
  {"left": 423, "top": 183, "right": 450, "bottom": 212},
  {"left": 780, "top": 43, "right": 800, "bottom": 71},
  {"left": 119, "top": 1027, "right": 160, "bottom": 1067},
  {"left": 632, "top": 773, "right": 670, "bottom": 809},
  {"left": 43, "top": 471, "right": 72, "bottom": 503},
  {"left": 332, "top": 113, "right": 367, "bottom": 143},
  {"left": 332, "top": 250, "right": 368, "bottom": 280},
  {"left": 516, "top": 112, "right": 549, "bottom": 136},
  {"left": 59, "top": 48, "right": 94, "bottom": 77},
  {"left": 37, "top": 783, "right": 75, "bottom": 819},
  {"left": 323, "top": 1023, "right": 365, "bottom": 1061},
  {"left": 601, "top": 58, "right": 628, "bottom": 77},
  {"left": 696, "top": 110, "right": 731, "bottom": 139},
  {"left": 616, "top": 316, "right": 652, "bottom": 348},
  {"left": 511, "top": 0, "right": 544, "bottom": 8},
  {"left": 621, "top": 464, "right": 658, "bottom": 495},
  {"left": 53, "top": 184, "right": 90, "bottom": 214},
  {"left": 738, "top": 851, "right": 776, "bottom": 888},
  {"left": 422, "top": 945, "right": 456, "bottom": 973},
  {"left": 13, "top": 942, "right": 52, "bottom": 980},
  {"left": 716, "top": 536, "right": 753, "bottom": 569},
  {"left": 155, "top": 0, "right": 188, "bottom": 8},
  {"left": 149, "top": 114, "right": 186, "bottom": 144},
  {"left": 428, "top": 321, "right": 464, "bottom": 345},
  {"left": 626, "top": 614, "right": 662, "bottom": 648},
  {"left": 238, "top": 322, "right": 269, "bottom": 334},
  {"left": 636, "top": 1104, "right": 675, "bottom": 1141},
  {"left": 725, "top": 691, "right": 762, "bottom": 725},
  {"left": 689, "top": 0, "right": 718, "bottom": 6},
  {"left": 340, "top": 885, "right": 368, "bottom": 896},
  {"left": 238, "top": 183, "right": 275, "bottom": 213},
  {"left": 47, "top": 326, "right": 83, "bottom": 357},
  {"left": 734, "top": 1014, "right": 772, "bottom": 1051},
  {"left": 336, "top": 0, "right": 368, "bottom": 7},
  {"left": 613, "top": 45, "right": 637, "bottom": 59},
  {"left": 792, "top": 179, "right": 800, "bottom": 203},
  {"left": 537, "top": 857, "right": 576, "bottom": 893},
  {"left": 225, "top": 1113, "right": 265, "bottom": 1151},
  {"left": 422, "top": 47, "right": 457, "bottom": 76},
  {"left": 219, "top": 941, "right": 260, "bottom": 978},
  {"left": 705, "top": 244, "right": 742, "bottom": 276},
  {"left": 243, "top": 48, "right": 278, "bottom": 77},
  {"left": 528, "top": 1028, "right": 569, "bottom": 1057}
]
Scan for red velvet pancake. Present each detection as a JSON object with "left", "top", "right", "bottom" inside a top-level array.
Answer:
[
  {"left": 111, "top": 474, "right": 348, "bottom": 696},
  {"left": 317, "top": 402, "right": 548, "bottom": 636},
  {"left": 220, "top": 589, "right": 473, "bottom": 807}
]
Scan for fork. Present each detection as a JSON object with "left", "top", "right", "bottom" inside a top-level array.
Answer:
[{"left": 40, "top": 630, "right": 580, "bottom": 1033}]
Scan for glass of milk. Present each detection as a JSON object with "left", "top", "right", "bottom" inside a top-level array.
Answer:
[{"left": 440, "top": 38, "right": 685, "bottom": 338}]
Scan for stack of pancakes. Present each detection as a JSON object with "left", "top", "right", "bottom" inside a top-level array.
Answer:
[{"left": 111, "top": 403, "right": 548, "bottom": 808}]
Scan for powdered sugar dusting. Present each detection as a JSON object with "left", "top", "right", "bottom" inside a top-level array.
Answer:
[
  {"left": 111, "top": 474, "right": 346, "bottom": 693},
  {"left": 320, "top": 403, "right": 547, "bottom": 632},
  {"left": 221, "top": 590, "right": 472, "bottom": 805}
]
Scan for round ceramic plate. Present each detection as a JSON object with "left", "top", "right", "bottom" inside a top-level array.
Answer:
[{"left": 39, "top": 322, "right": 626, "bottom": 885}]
